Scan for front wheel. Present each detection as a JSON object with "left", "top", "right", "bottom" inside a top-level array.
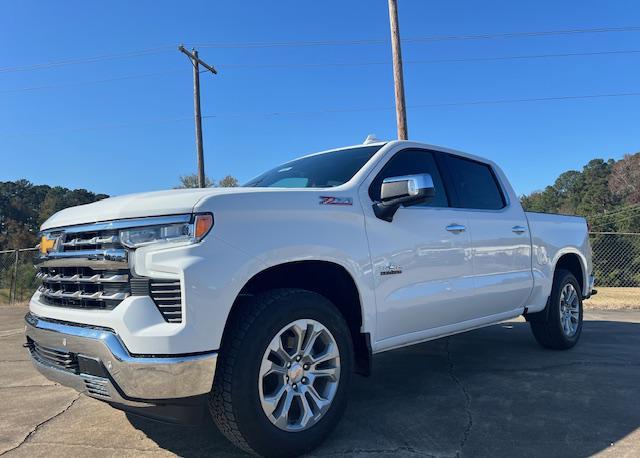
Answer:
[
  {"left": 530, "top": 269, "right": 584, "bottom": 350},
  {"left": 209, "top": 289, "right": 353, "bottom": 457}
]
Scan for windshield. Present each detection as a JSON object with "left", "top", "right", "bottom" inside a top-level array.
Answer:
[{"left": 244, "top": 145, "right": 383, "bottom": 188}]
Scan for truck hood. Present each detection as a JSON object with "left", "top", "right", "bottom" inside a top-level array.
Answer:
[{"left": 41, "top": 187, "right": 258, "bottom": 230}]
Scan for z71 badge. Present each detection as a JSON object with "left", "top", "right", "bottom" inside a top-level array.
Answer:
[
  {"left": 380, "top": 264, "right": 402, "bottom": 276},
  {"left": 319, "top": 196, "right": 353, "bottom": 206}
]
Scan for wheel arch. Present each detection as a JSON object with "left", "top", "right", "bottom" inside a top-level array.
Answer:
[
  {"left": 553, "top": 250, "right": 587, "bottom": 295},
  {"left": 526, "top": 250, "right": 587, "bottom": 323},
  {"left": 224, "top": 260, "right": 373, "bottom": 376}
]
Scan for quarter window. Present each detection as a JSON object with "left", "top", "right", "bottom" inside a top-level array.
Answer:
[
  {"left": 445, "top": 155, "right": 505, "bottom": 210},
  {"left": 369, "top": 149, "right": 448, "bottom": 207}
]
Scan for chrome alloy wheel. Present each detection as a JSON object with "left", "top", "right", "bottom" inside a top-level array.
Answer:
[
  {"left": 559, "top": 283, "right": 580, "bottom": 337},
  {"left": 258, "top": 319, "right": 341, "bottom": 432}
]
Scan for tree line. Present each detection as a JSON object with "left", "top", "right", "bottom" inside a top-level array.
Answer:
[
  {"left": 521, "top": 152, "right": 640, "bottom": 287},
  {"left": 0, "top": 174, "right": 239, "bottom": 250},
  {"left": 0, "top": 174, "right": 239, "bottom": 303},
  {"left": 0, "top": 180, "right": 109, "bottom": 250},
  {"left": 1, "top": 154, "right": 638, "bottom": 297},
  {"left": 521, "top": 153, "right": 640, "bottom": 232}
]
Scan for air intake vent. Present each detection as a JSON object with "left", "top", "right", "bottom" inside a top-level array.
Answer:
[
  {"left": 82, "top": 374, "right": 111, "bottom": 398},
  {"left": 28, "top": 339, "right": 79, "bottom": 373},
  {"left": 130, "top": 277, "right": 183, "bottom": 323},
  {"left": 150, "top": 279, "right": 183, "bottom": 323}
]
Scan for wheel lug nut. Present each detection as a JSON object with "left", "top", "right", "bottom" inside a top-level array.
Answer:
[
  {"left": 296, "top": 356, "right": 301, "bottom": 362},
  {"left": 286, "top": 362, "right": 291, "bottom": 368},
  {"left": 303, "top": 364, "right": 309, "bottom": 370},
  {"left": 302, "top": 377, "right": 307, "bottom": 384},
  {"left": 293, "top": 384, "right": 297, "bottom": 390}
]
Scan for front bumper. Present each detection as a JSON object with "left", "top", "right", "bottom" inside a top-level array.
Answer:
[{"left": 25, "top": 312, "right": 217, "bottom": 414}]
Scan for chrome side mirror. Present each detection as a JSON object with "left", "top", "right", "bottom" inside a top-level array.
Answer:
[{"left": 373, "top": 173, "right": 435, "bottom": 222}]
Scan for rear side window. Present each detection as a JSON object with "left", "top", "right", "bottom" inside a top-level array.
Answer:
[
  {"left": 369, "top": 149, "right": 449, "bottom": 207},
  {"left": 445, "top": 155, "right": 505, "bottom": 210}
]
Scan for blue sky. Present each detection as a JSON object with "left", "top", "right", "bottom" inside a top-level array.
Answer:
[{"left": 1, "top": 0, "right": 639, "bottom": 197}]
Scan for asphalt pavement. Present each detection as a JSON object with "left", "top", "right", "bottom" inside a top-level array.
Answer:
[{"left": 1, "top": 305, "right": 638, "bottom": 457}]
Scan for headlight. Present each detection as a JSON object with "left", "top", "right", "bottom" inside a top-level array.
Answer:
[{"left": 120, "top": 213, "right": 213, "bottom": 248}]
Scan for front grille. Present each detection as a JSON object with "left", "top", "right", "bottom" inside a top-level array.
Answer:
[
  {"left": 28, "top": 338, "right": 79, "bottom": 373},
  {"left": 38, "top": 219, "right": 183, "bottom": 321},
  {"left": 61, "top": 230, "right": 120, "bottom": 252},
  {"left": 38, "top": 266, "right": 130, "bottom": 309}
]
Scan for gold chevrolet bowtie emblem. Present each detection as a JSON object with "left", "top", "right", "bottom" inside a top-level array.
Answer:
[{"left": 39, "top": 235, "right": 56, "bottom": 255}]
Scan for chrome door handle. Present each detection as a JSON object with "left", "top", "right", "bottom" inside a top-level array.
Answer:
[
  {"left": 446, "top": 224, "right": 466, "bottom": 233},
  {"left": 512, "top": 225, "right": 527, "bottom": 234}
]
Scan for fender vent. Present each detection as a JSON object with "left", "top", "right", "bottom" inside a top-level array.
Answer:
[{"left": 130, "top": 278, "right": 183, "bottom": 323}]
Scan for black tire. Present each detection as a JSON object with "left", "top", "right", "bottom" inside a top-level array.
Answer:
[
  {"left": 530, "top": 269, "right": 584, "bottom": 350},
  {"left": 209, "top": 288, "right": 353, "bottom": 457}
]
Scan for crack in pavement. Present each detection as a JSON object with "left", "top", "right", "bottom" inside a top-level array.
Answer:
[
  {"left": 0, "top": 329, "right": 24, "bottom": 338},
  {"left": 469, "top": 361, "right": 640, "bottom": 373},
  {"left": 0, "top": 384, "right": 56, "bottom": 390},
  {"left": 11, "top": 442, "right": 160, "bottom": 453},
  {"left": 445, "top": 338, "right": 473, "bottom": 458},
  {"left": 308, "top": 445, "right": 437, "bottom": 456},
  {"left": 0, "top": 394, "right": 81, "bottom": 456}
]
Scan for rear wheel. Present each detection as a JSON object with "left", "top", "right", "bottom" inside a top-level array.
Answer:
[
  {"left": 209, "top": 289, "right": 353, "bottom": 457},
  {"left": 530, "top": 269, "right": 583, "bottom": 350}
]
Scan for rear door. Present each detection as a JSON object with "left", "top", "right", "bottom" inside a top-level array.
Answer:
[
  {"left": 361, "top": 148, "right": 476, "bottom": 345},
  {"left": 441, "top": 154, "right": 533, "bottom": 318}
]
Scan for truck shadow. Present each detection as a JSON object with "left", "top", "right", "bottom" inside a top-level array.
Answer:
[{"left": 126, "top": 319, "right": 640, "bottom": 457}]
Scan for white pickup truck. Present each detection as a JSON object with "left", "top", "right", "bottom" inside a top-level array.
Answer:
[{"left": 26, "top": 140, "right": 594, "bottom": 457}]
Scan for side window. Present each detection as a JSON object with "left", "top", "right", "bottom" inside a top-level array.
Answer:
[
  {"left": 369, "top": 149, "right": 449, "bottom": 207},
  {"left": 445, "top": 155, "right": 505, "bottom": 210}
]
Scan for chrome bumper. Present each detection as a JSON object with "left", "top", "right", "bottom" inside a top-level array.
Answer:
[{"left": 24, "top": 313, "right": 217, "bottom": 408}]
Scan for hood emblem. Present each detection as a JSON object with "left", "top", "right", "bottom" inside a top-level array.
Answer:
[{"left": 39, "top": 234, "right": 60, "bottom": 255}]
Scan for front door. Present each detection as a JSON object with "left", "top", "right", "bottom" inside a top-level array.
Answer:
[{"left": 361, "top": 148, "right": 475, "bottom": 346}]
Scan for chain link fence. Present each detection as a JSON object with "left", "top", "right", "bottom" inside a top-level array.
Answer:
[
  {"left": 0, "top": 232, "right": 639, "bottom": 305},
  {"left": 590, "top": 232, "right": 640, "bottom": 287},
  {"left": 0, "top": 248, "right": 40, "bottom": 305}
]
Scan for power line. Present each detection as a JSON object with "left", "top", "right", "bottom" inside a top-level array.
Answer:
[
  {"left": 4, "top": 49, "right": 639, "bottom": 95},
  {"left": 220, "top": 49, "right": 640, "bottom": 69},
  {"left": 0, "top": 116, "right": 193, "bottom": 136},
  {"left": 0, "top": 46, "right": 174, "bottom": 74},
  {"left": 195, "top": 91, "right": 640, "bottom": 118},
  {"left": 411, "top": 91, "right": 640, "bottom": 108},
  {"left": 2, "top": 90, "right": 639, "bottom": 136},
  {"left": 589, "top": 208, "right": 640, "bottom": 229},
  {"left": 190, "top": 25, "right": 640, "bottom": 49},
  {"left": 588, "top": 203, "right": 640, "bottom": 220},
  {"left": 591, "top": 210, "right": 640, "bottom": 229},
  {"left": 0, "top": 69, "right": 184, "bottom": 94},
  {"left": 1, "top": 25, "right": 639, "bottom": 75}
]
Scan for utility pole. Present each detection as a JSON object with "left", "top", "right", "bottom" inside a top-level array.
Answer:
[
  {"left": 178, "top": 45, "right": 217, "bottom": 188},
  {"left": 387, "top": 0, "right": 408, "bottom": 140}
]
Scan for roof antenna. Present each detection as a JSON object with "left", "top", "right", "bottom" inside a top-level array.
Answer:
[{"left": 363, "top": 134, "right": 380, "bottom": 145}]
